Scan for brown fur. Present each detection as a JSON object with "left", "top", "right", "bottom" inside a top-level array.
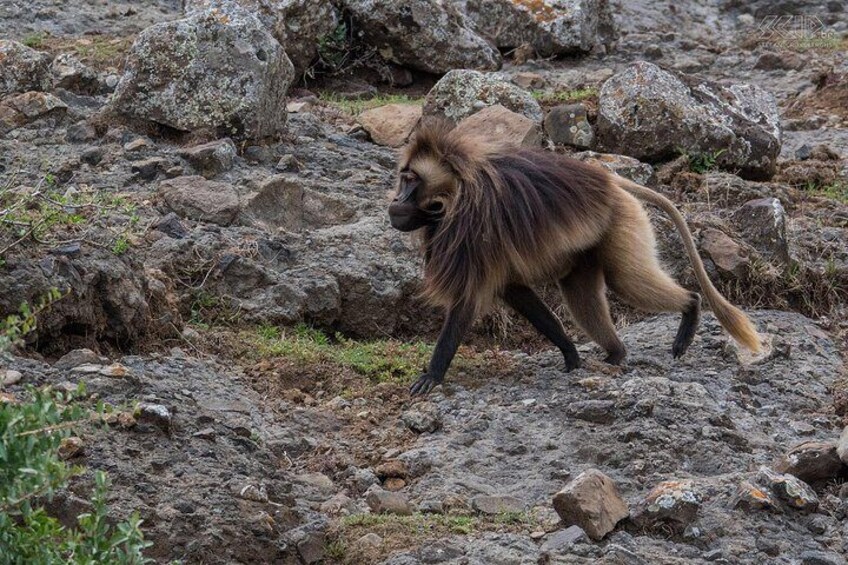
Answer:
[{"left": 397, "top": 120, "right": 762, "bottom": 354}]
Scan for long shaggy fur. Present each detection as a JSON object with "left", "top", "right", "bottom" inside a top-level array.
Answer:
[{"left": 401, "top": 121, "right": 616, "bottom": 316}]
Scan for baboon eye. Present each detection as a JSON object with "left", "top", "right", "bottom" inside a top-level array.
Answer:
[{"left": 426, "top": 201, "right": 445, "bottom": 214}]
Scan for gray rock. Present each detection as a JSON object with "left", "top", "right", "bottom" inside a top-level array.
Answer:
[
  {"left": 358, "top": 103, "right": 421, "bottom": 148},
  {"left": 756, "top": 467, "right": 819, "bottom": 512},
  {"left": 50, "top": 53, "right": 99, "bottom": 94},
  {"left": 566, "top": 399, "right": 616, "bottom": 424},
  {"left": 423, "top": 69, "right": 542, "bottom": 124},
  {"left": 178, "top": 138, "right": 237, "bottom": 178},
  {"left": 155, "top": 213, "right": 189, "bottom": 239},
  {"left": 837, "top": 427, "right": 848, "bottom": 465},
  {"left": 700, "top": 229, "right": 750, "bottom": 277},
  {"left": 2, "top": 370, "right": 22, "bottom": 386},
  {"left": 597, "top": 61, "right": 781, "bottom": 180},
  {"left": 112, "top": 6, "right": 294, "bottom": 139},
  {"left": 135, "top": 403, "right": 172, "bottom": 433},
  {"left": 470, "top": 494, "right": 525, "bottom": 515},
  {"left": 464, "top": 0, "right": 615, "bottom": 56},
  {"left": 540, "top": 525, "right": 588, "bottom": 553},
  {"left": 0, "top": 40, "right": 51, "bottom": 95},
  {"left": 630, "top": 480, "right": 701, "bottom": 533},
  {"left": 341, "top": 0, "right": 501, "bottom": 74},
  {"left": 0, "top": 91, "right": 67, "bottom": 133},
  {"left": 401, "top": 405, "right": 442, "bottom": 434},
  {"left": 158, "top": 176, "right": 240, "bottom": 226},
  {"left": 54, "top": 349, "right": 104, "bottom": 371},
  {"left": 730, "top": 198, "right": 789, "bottom": 264},
  {"left": 801, "top": 550, "right": 845, "bottom": 565},
  {"left": 67, "top": 121, "right": 99, "bottom": 143},
  {"left": 453, "top": 105, "right": 542, "bottom": 147},
  {"left": 131, "top": 158, "right": 167, "bottom": 181},
  {"left": 552, "top": 468, "right": 629, "bottom": 541},
  {"left": 351, "top": 467, "right": 380, "bottom": 493},
  {"left": 775, "top": 441, "right": 843, "bottom": 483},
  {"left": 365, "top": 489, "right": 412, "bottom": 515},
  {"left": 184, "top": 0, "right": 338, "bottom": 75},
  {"left": 544, "top": 103, "right": 594, "bottom": 148},
  {"left": 572, "top": 151, "right": 655, "bottom": 185}
]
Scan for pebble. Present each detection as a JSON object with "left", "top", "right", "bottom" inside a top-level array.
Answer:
[
  {"left": 135, "top": 403, "right": 172, "bottom": 432},
  {"left": 401, "top": 405, "right": 442, "bottom": 433},
  {"left": 238, "top": 483, "right": 269, "bottom": 503},
  {"left": 58, "top": 436, "right": 84, "bottom": 459},
  {"left": 631, "top": 480, "right": 701, "bottom": 533},
  {"left": 365, "top": 489, "right": 412, "bottom": 515},
  {"left": 470, "top": 494, "right": 525, "bottom": 515},
  {"left": 2, "top": 369, "right": 22, "bottom": 386},
  {"left": 540, "top": 525, "right": 588, "bottom": 553},
  {"left": 356, "top": 532, "right": 382, "bottom": 547},
  {"left": 375, "top": 460, "right": 407, "bottom": 479},
  {"left": 756, "top": 467, "right": 818, "bottom": 512}
]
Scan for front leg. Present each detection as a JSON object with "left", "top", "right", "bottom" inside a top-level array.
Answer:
[{"left": 410, "top": 301, "right": 475, "bottom": 396}]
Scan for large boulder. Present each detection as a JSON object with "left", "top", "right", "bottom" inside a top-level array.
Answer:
[
  {"left": 340, "top": 0, "right": 501, "bottom": 74},
  {"left": 463, "top": 0, "right": 616, "bottom": 56},
  {"left": 0, "top": 40, "right": 52, "bottom": 96},
  {"left": 112, "top": 7, "right": 294, "bottom": 139},
  {"left": 184, "top": 0, "right": 338, "bottom": 76},
  {"left": 596, "top": 61, "right": 782, "bottom": 180},
  {"left": 423, "top": 69, "right": 542, "bottom": 124}
]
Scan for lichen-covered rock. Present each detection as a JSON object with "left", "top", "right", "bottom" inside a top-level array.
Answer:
[
  {"left": 464, "top": 0, "right": 616, "bottom": 56},
  {"left": 572, "top": 151, "right": 654, "bottom": 185},
  {"left": 597, "top": 61, "right": 781, "bottom": 180},
  {"left": 544, "top": 103, "right": 594, "bottom": 148},
  {"left": 358, "top": 103, "right": 422, "bottom": 147},
  {"left": 730, "top": 198, "right": 789, "bottom": 264},
  {"left": 0, "top": 40, "right": 51, "bottom": 96},
  {"left": 453, "top": 104, "right": 542, "bottom": 147},
  {"left": 423, "top": 70, "right": 542, "bottom": 124},
  {"left": 756, "top": 467, "right": 819, "bottom": 512},
  {"left": 177, "top": 138, "right": 237, "bottom": 178},
  {"left": 112, "top": 7, "right": 294, "bottom": 139},
  {"left": 630, "top": 480, "right": 701, "bottom": 533},
  {"left": 341, "top": 0, "right": 501, "bottom": 74},
  {"left": 50, "top": 53, "right": 99, "bottom": 94},
  {"left": 184, "top": 0, "right": 338, "bottom": 75}
]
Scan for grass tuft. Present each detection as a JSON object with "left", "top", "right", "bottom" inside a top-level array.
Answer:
[
  {"left": 318, "top": 92, "right": 423, "bottom": 116},
  {"left": 531, "top": 87, "right": 598, "bottom": 104}
]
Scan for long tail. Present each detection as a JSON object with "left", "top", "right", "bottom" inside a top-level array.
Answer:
[{"left": 616, "top": 177, "right": 762, "bottom": 353}]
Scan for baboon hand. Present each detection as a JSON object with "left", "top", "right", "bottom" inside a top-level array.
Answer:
[{"left": 410, "top": 372, "right": 443, "bottom": 396}]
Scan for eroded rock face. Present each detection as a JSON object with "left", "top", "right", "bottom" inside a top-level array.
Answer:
[
  {"left": 464, "top": 0, "right": 616, "bottom": 56},
  {"left": 183, "top": 0, "right": 338, "bottom": 75},
  {"left": 423, "top": 70, "right": 542, "bottom": 124},
  {"left": 341, "top": 0, "right": 501, "bottom": 74},
  {"left": 112, "top": 7, "right": 294, "bottom": 139},
  {"left": 0, "top": 40, "right": 51, "bottom": 96},
  {"left": 597, "top": 61, "right": 782, "bottom": 180}
]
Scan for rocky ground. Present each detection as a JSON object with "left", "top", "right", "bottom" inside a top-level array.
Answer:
[{"left": 1, "top": 0, "right": 847, "bottom": 564}]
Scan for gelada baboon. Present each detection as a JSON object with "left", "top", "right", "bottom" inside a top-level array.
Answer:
[{"left": 389, "top": 119, "right": 762, "bottom": 396}]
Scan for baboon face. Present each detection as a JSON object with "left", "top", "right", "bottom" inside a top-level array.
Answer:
[{"left": 389, "top": 156, "right": 453, "bottom": 232}]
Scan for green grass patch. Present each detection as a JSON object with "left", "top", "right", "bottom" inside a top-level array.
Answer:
[
  {"left": 318, "top": 93, "right": 423, "bottom": 116},
  {"left": 809, "top": 181, "right": 848, "bottom": 203},
  {"left": 340, "top": 512, "right": 485, "bottom": 535},
  {"left": 252, "top": 324, "right": 432, "bottom": 384},
  {"left": 684, "top": 148, "right": 726, "bottom": 174},
  {"left": 531, "top": 87, "right": 598, "bottom": 104},
  {"left": 22, "top": 32, "right": 46, "bottom": 49}
]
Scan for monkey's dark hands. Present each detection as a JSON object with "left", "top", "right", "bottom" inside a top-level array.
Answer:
[
  {"left": 410, "top": 372, "right": 443, "bottom": 396},
  {"left": 562, "top": 346, "right": 581, "bottom": 372}
]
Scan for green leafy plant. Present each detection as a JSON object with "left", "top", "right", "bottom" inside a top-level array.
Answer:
[
  {"left": 0, "top": 388, "right": 151, "bottom": 564},
  {"left": 686, "top": 148, "right": 726, "bottom": 174}
]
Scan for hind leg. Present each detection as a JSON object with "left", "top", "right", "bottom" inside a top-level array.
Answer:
[
  {"left": 600, "top": 196, "right": 701, "bottom": 357},
  {"left": 559, "top": 251, "right": 626, "bottom": 365}
]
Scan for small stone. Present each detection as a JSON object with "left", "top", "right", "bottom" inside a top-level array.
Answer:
[
  {"left": 801, "top": 550, "right": 844, "bottom": 565},
  {"left": 552, "top": 468, "right": 629, "bottom": 541},
  {"left": 2, "top": 370, "right": 22, "bottom": 386},
  {"left": 540, "top": 525, "right": 588, "bottom": 553},
  {"left": 124, "top": 138, "right": 151, "bottom": 152},
  {"left": 50, "top": 53, "right": 98, "bottom": 93},
  {"left": 181, "top": 327, "right": 201, "bottom": 343},
  {"left": 401, "top": 405, "right": 442, "bottom": 434},
  {"left": 701, "top": 229, "right": 749, "bottom": 277},
  {"left": 375, "top": 460, "right": 408, "bottom": 479},
  {"left": 80, "top": 147, "right": 104, "bottom": 165},
  {"left": 58, "top": 436, "right": 84, "bottom": 459},
  {"left": 193, "top": 427, "right": 216, "bottom": 440},
  {"left": 244, "top": 145, "right": 273, "bottom": 164},
  {"left": 453, "top": 105, "right": 542, "bottom": 147},
  {"left": 155, "top": 212, "right": 188, "bottom": 239},
  {"left": 807, "top": 514, "right": 830, "bottom": 535},
  {"left": 238, "top": 483, "right": 269, "bottom": 503},
  {"left": 0, "top": 40, "right": 51, "bottom": 95},
  {"left": 836, "top": 426, "right": 848, "bottom": 464},
  {"left": 358, "top": 103, "right": 422, "bottom": 147},
  {"left": 384, "top": 478, "right": 406, "bottom": 491},
  {"left": 470, "top": 495, "right": 525, "bottom": 515},
  {"left": 67, "top": 121, "right": 98, "bottom": 143},
  {"left": 631, "top": 480, "right": 701, "bottom": 533},
  {"left": 356, "top": 532, "right": 382, "bottom": 547},
  {"left": 99, "top": 363, "right": 129, "bottom": 377},
  {"left": 158, "top": 176, "right": 240, "bottom": 226},
  {"left": 366, "top": 489, "right": 412, "bottom": 515},
  {"left": 512, "top": 72, "right": 546, "bottom": 90},
  {"left": 544, "top": 103, "right": 595, "bottom": 148},
  {"left": 756, "top": 466, "right": 818, "bottom": 512},
  {"left": 731, "top": 198, "right": 789, "bottom": 264},
  {"left": 0, "top": 91, "right": 67, "bottom": 132},
  {"left": 295, "top": 531, "right": 325, "bottom": 564},
  {"left": 732, "top": 480, "right": 777, "bottom": 511},
  {"left": 72, "top": 364, "right": 103, "bottom": 374},
  {"left": 296, "top": 472, "right": 334, "bottom": 491},
  {"left": 0, "top": 392, "right": 15, "bottom": 403},
  {"left": 178, "top": 138, "right": 237, "bottom": 178},
  {"left": 775, "top": 441, "right": 842, "bottom": 483},
  {"left": 756, "top": 537, "right": 781, "bottom": 557},
  {"left": 135, "top": 403, "right": 172, "bottom": 433},
  {"left": 703, "top": 549, "right": 723, "bottom": 562},
  {"left": 55, "top": 349, "right": 103, "bottom": 370},
  {"left": 566, "top": 399, "right": 616, "bottom": 424},
  {"left": 320, "top": 493, "right": 353, "bottom": 515},
  {"left": 275, "top": 154, "right": 298, "bottom": 172},
  {"left": 351, "top": 468, "right": 380, "bottom": 493},
  {"left": 131, "top": 158, "right": 166, "bottom": 181},
  {"left": 418, "top": 499, "right": 443, "bottom": 514}
]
